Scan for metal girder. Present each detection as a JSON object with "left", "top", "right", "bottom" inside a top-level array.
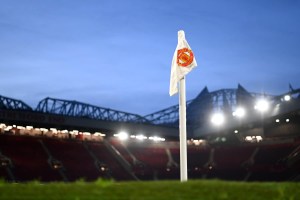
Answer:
[
  {"left": 144, "top": 89, "right": 239, "bottom": 126},
  {"left": 209, "top": 89, "right": 238, "bottom": 112},
  {"left": 144, "top": 104, "right": 180, "bottom": 126},
  {"left": 0, "top": 95, "right": 32, "bottom": 111},
  {"left": 144, "top": 100, "right": 193, "bottom": 126},
  {"left": 35, "top": 97, "right": 149, "bottom": 123},
  {"left": 144, "top": 85, "right": 276, "bottom": 126},
  {"left": 2, "top": 85, "right": 299, "bottom": 128}
]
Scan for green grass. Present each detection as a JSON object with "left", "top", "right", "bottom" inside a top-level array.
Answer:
[{"left": 0, "top": 179, "right": 299, "bottom": 200}]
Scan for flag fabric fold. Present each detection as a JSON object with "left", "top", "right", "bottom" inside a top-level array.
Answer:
[{"left": 169, "top": 30, "right": 197, "bottom": 96}]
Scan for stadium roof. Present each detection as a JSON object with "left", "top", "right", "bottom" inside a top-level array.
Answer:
[{"left": 1, "top": 84, "right": 300, "bottom": 137}]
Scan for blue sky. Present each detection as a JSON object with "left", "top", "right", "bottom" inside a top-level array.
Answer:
[{"left": 0, "top": 0, "right": 300, "bottom": 115}]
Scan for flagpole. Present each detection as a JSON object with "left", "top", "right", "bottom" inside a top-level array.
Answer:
[{"left": 179, "top": 76, "right": 188, "bottom": 182}]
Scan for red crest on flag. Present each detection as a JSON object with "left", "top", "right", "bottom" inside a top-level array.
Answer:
[{"left": 177, "top": 48, "right": 194, "bottom": 67}]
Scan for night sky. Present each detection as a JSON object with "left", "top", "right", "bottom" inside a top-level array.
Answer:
[{"left": 1, "top": 0, "right": 300, "bottom": 115}]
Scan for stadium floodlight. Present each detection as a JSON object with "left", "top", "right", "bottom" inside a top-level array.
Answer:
[
  {"left": 94, "top": 132, "right": 106, "bottom": 137},
  {"left": 232, "top": 107, "right": 246, "bottom": 118},
  {"left": 275, "top": 119, "right": 280, "bottom": 123},
  {"left": 69, "top": 130, "right": 77, "bottom": 135},
  {"left": 254, "top": 99, "right": 269, "bottom": 112},
  {"left": 4, "top": 126, "right": 12, "bottom": 131},
  {"left": 210, "top": 112, "right": 225, "bottom": 126},
  {"left": 136, "top": 134, "right": 147, "bottom": 141},
  {"left": 40, "top": 128, "right": 49, "bottom": 132},
  {"left": 17, "top": 126, "right": 25, "bottom": 130},
  {"left": 245, "top": 136, "right": 252, "bottom": 141},
  {"left": 149, "top": 136, "right": 165, "bottom": 142},
  {"left": 114, "top": 131, "right": 129, "bottom": 140},
  {"left": 256, "top": 136, "right": 263, "bottom": 142},
  {"left": 234, "top": 130, "right": 238, "bottom": 134},
  {"left": 83, "top": 132, "right": 91, "bottom": 136},
  {"left": 50, "top": 128, "right": 57, "bottom": 133},
  {"left": 61, "top": 129, "right": 68, "bottom": 134},
  {"left": 286, "top": 119, "right": 290, "bottom": 123},
  {"left": 284, "top": 95, "right": 291, "bottom": 101}
]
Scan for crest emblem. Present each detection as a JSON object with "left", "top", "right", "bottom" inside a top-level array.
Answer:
[{"left": 177, "top": 48, "right": 194, "bottom": 67}]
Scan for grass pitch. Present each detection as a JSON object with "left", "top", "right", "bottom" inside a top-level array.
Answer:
[{"left": 0, "top": 179, "right": 299, "bottom": 200}]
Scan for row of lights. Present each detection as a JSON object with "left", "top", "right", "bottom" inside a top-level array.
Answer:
[
  {"left": 114, "top": 131, "right": 165, "bottom": 142},
  {"left": 0, "top": 123, "right": 106, "bottom": 137},
  {"left": 276, "top": 118, "right": 290, "bottom": 123},
  {"left": 210, "top": 95, "right": 292, "bottom": 126},
  {"left": 245, "top": 135, "right": 263, "bottom": 142},
  {"left": 1, "top": 123, "right": 165, "bottom": 142}
]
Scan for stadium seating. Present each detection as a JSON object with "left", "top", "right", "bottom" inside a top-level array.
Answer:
[
  {"left": 87, "top": 142, "right": 134, "bottom": 181},
  {"left": 248, "top": 142, "right": 299, "bottom": 181},
  {"left": 0, "top": 167, "right": 10, "bottom": 181},
  {"left": 0, "top": 133, "right": 299, "bottom": 182},
  {"left": 108, "top": 139, "right": 135, "bottom": 165},
  {"left": 0, "top": 134, "right": 61, "bottom": 182},
  {"left": 42, "top": 138, "right": 100, "bottom": 181},
  {"left": 126, "top": 142, "right": 174, "bottom": 179}
]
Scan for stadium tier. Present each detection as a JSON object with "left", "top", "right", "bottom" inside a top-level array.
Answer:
[
  {"left": 0, "top": 133, "right": 300, "bottom": 182},
  {"left": 0, "top": 84, "right": 300, "bottom": 182}
]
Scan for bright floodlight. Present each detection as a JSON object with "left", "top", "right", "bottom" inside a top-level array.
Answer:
[
  {"left": 149, "top": 136, "right": 165, "bottom": 142},
  {"left": 211, "top": 113, "right": 225, "bottom": 126},
  {"left": 256, "top": 136, "right": 263, "bottom": 142},
  {"left": 232, "top": 107, "right": 246, "bottom": 118},
  {"left": 254, "top": 99, "right": 269, "bottom": 112},
  {"left": 284, "top": 95, "right": 291, "bottom": 101},
  {"left": 245, "top": 136, "right": 252, "bottom": 141},
  {"left": 115, "top": 131, "right": 129, "bottom": 140},
  {"left": 136, "top": 134, "right": 147, "bottom": 140}
]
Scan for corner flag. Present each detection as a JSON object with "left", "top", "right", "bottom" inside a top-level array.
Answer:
[
  {"left": 169, "top": 30, "right": 197, "bottom": 96},
  {"left": 169, "top": 30, "right": 197, "bottom": 182}
]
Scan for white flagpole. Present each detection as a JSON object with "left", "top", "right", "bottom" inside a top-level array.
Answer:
[{"left": 179, "top": 77, "right": 188, "bottom": 182}]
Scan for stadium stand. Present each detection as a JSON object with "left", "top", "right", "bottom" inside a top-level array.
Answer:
[
  {"left": 87, "top": 141, "right": 135, "bottom": 181},
  {"left": 0, "top": 130, "right": 300, "bottom": 182},
  {"left": 42, "top": 138, "right": 100, "bottom": 181},
  {"left": 0, "top": 85, "right": 300, "bottom": 182},
  {"left": 0, "top": 134, "right": 61, "bottom": 182},
  {"left": 129, "top": 144, "right": 171, "bottom": 179}
]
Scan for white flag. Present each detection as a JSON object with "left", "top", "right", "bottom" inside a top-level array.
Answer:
[{"left": 169, "top": 30, "right": 197, "bottom": 96}]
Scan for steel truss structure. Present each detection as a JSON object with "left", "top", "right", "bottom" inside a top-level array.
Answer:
[
  {"left": 35, "top": 97, "right": 149, "bottom": 123},
  {"left": 1, "top": 84, "right": 299, "bottom": 127},
  {"left": 144, "top": 86, "right": 244, "bottom": 126},
  {"left": 0, "top": 95, "right": 32, "bottom": 111},
  {"left": 144, "top": 84, "right": 300, "bottom": 127}
]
